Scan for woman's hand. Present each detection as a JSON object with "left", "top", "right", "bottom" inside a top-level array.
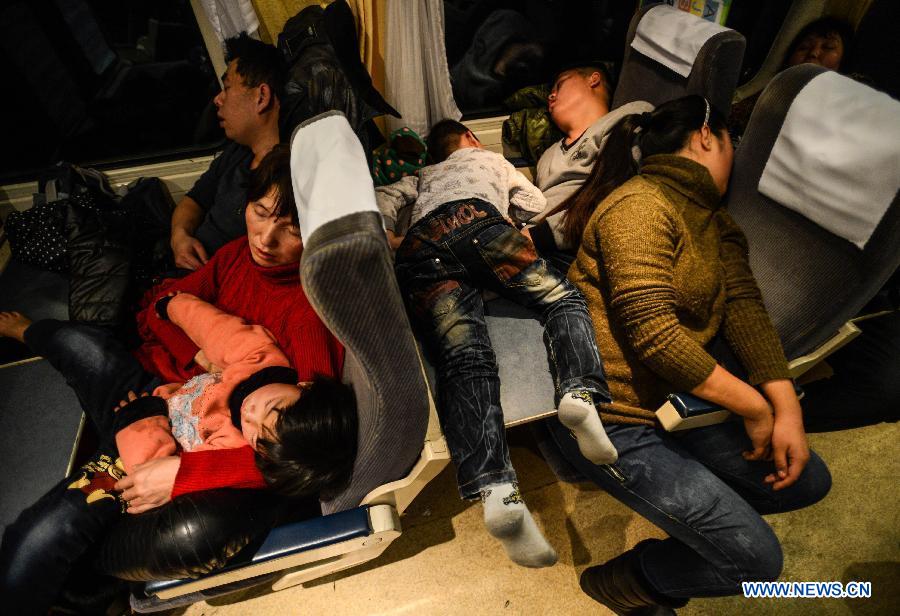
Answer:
[
  {"left": 761, "top": 379, "right": 810, "bottom": 490},
  {"left": 115, "top": 456, "right": 180, "bottom": 514},
  {"left": 692, "top": 364, "right": 775, "bottom": 459},
  {"left": 765, "top": 415, "right": 810, "bottom": 490},
  {"left": 742, "top": 407, "right": 774, "bottom": 461}
]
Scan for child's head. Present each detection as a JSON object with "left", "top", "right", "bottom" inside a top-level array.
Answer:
[
  {"left": 240, "top": 376, "right": 358, "bottom": 499},
  {"left": 426, "top": 119, "right": 482, "bottom": 163}
]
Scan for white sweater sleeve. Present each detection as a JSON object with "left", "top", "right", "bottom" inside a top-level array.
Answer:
[
  {"left": 505, "top": 159, "right": 546, "bottom": 223},
  {"left": 374, "top": 175, "right": 419, "bottom": 232}
]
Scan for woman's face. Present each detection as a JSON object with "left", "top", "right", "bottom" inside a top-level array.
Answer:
[
  {"left": 787, "top": 32, "right": 844, "bottom": 71},
  {"left": 245, "top": 188, "right": 302, "bottom": 267}
]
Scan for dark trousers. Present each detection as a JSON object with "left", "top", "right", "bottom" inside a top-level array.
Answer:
[
  {"left": 546, "top": 417, "right": 832, "bottom": 597},
  {"left": 396, "top": 199, "right": 610, "bottom": 499},
  {"left": 802, "top": 310, "right": 900, "bottom": 432},
  {"left": 0, "top": 320, "right": 158, "bottom": 614}
]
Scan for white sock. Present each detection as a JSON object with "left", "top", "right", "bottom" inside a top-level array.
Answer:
[
  {"left": 558, "top": 391, "right": 618, "bottom": 464},
  {"left": 481, "top": 482, "right": 558, "bottom": 568}
]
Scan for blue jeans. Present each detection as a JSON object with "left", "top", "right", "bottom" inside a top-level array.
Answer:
[
  {"left": 0, "top": 320, "right": 158, "bottom": 614},
  {"left": 545, "top": 418, "right": 832, "bottom": 598},
  {"left": 396, "top": 198, "right": 610, "bottom": 499}
]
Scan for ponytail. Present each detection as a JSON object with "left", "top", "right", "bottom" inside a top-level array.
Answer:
[{"left": 552, "top": 95, "right": 727, "bottom": 247}]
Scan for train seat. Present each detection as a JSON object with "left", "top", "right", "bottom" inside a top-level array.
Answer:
[
  {"left": 95, "top": 112, "right": 450, "bottom": 611},
  {"left": 727, "top": 63, "right": 900, "bottom": 374},
  {"left": 612, "top": 4, "right": 746, "bottom": 115},
  {"left": 731, "top": 0, "right": 829, "bottom": 104}
]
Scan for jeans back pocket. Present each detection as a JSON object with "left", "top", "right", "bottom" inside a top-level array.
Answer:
[{"left": 474, "top": 224, "right": 543, "bottom": 288}]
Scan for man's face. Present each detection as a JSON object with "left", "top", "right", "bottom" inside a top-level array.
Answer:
[
  {"left": 547, "top": 69, "right": 604, "bottom": 125},
  {"left": 214, "top": 60, "right": 260, "bottom": 144}
]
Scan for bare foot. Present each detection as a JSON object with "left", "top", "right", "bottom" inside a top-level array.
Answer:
[{"left": 0, "top": 311, "right": 32, "bottom": 343}]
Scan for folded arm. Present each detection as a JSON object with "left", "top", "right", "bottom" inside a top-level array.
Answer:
[
  {"left": 114, "top": 393, "right": 177, "bottom": 474},
  {"left": 718, "top": 211, "right": 807, "bottom": 486},
  {"left": 161, "top": 293, "right": 290, "bottom": 377},
  {"left": 136, "top": 259, "right": 221, "bottom": 373}
]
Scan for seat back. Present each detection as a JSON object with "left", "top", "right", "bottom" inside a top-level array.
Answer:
[
  {"left": 726, "top": 64, "right": 900, "bottom": 360},
  {"left": 290, "top": 111, "right": 430, "bottom": 515},
  {"left": 612, "top": 4, "right": 745, "bottom": 115}
]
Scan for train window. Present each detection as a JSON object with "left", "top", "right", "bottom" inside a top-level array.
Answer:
[
  {"left": 0, "top": 0, "right": 224, "bottom": 183},
  {"left": 724, "top": 0, "right": 792, "bottom": 83},
  {"left": 444, "top": 0, "right": 635, "bottom": 119}
]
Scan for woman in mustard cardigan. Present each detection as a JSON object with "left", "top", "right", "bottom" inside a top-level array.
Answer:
[{"left": 544, "top": 96, "right": 832, "bottom": 614}]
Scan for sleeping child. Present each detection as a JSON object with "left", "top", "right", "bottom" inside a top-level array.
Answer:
[
  {"left": 0, "top": 295, "right": 357, "bottom": 504},
  {"left": 375, "top": 119, "right": 617, "bottom": 568}
]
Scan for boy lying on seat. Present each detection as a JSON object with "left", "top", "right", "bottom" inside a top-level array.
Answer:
[{"left": 375, "top": 119, "right": 617, "bottom": 568}]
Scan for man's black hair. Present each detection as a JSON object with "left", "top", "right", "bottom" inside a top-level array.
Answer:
[
  {"left": 255, "top": 377, "right": 358, "bottom": 499},
  {"left": 426, "top": 119, "right": 470, "bottom": 163},
  {"left": 245, "top": 144, "right": 297, "bottom": 224},
  {"left": 555, "top": 64, "right": 614, "bottom": 105},
  {"left": 224, "top": 32, "right": 288, "bottom": 102}
]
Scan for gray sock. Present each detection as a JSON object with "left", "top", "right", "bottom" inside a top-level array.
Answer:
[
  {"left": 558, "top": 391, "right": 618, "bottom": 464},
  {"left": 481, "top": 482, "right": 558, "bottom": 568}
]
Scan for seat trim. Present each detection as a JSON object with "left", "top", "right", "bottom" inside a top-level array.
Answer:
[{"left": 787, "top": 321, "right": 861, "bottom": 378}]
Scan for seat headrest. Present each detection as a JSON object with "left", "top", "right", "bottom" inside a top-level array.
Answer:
[
  {"left": 631, "top": 5, "right": 730, "bottom": 78},
  {"left": 757, "top": 71, "right": 900, "bottom": 250},
  {"left": 289, "top": 111, "right": 379, "bottom": 241}
]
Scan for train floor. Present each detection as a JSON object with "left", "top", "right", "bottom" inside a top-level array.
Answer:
[{"left": 176, "top": 421, "right": 899, "bottom": 616}]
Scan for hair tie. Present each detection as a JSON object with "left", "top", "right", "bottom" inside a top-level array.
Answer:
[
  {"left": 702, "top": 97, "right": 711, "bottom": 128},
  {"left": 630, "top": 112, "right": 652, "bottom": 166}
]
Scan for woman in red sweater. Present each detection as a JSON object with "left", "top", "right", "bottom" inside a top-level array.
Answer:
[{"left": 117, "top": 145, "right": 344, "bottom": 507}]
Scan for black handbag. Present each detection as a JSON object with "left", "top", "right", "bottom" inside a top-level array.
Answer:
[
  {"left": 5, "top": 162, "right": 122, "bottom": 273},
  {"left": 5, "top": 197, "right": 70, "bottom": 272}
]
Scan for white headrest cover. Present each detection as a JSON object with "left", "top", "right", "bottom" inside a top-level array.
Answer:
[
  {"left": 758, "top": 71, "right": 900, "bottom": 250},
  {"left": 290, "top": 112, "right": 378, "bottom": 241},
  {"left": 631, "top": 5, "right": 729, "bottom": 78}
]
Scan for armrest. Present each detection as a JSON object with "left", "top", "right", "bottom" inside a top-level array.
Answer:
[{"left": 788, "top": 321, "right": 862, "bottom": 378}]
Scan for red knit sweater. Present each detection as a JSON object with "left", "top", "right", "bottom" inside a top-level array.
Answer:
[{"left": 133, "top": 237, "right": 344, "bottom": 496}]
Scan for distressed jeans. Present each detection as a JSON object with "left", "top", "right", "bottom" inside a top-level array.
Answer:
[{"left": 396, "top": 198, "right": 610, "bottom": 499}]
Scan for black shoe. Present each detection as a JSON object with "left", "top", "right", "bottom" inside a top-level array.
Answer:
[{"left": 579, "top": 540, "right": 687, "bottom": 615}]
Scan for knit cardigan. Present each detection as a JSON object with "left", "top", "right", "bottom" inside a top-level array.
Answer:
[{"left": 569, "top": 154, "right": 790, "bottom": 426}]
